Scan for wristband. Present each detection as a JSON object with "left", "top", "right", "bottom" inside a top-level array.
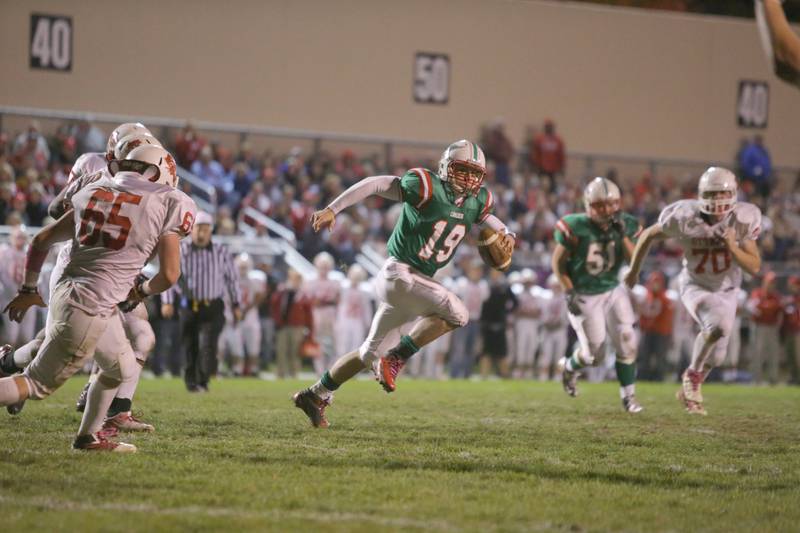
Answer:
[
  {"left": 20, "top": 285, "right": 38, "bottom": 294},
  {"left": 25, "top": 246, "right": 48, "bottom": 274}
]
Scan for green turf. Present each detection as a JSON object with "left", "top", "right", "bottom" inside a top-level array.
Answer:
[{"left": 1, "top": 378, "right": 799, "bottom": 532}]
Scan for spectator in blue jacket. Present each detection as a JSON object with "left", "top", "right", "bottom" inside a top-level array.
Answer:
[{"left": 738, "top": 135, "right": 773, "bottom": 198}]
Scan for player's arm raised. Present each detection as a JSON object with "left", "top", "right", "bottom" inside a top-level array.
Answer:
[
  {"left": 757, "top": 0, "right": 800, "bottom": 86},
  {"left": 624, "top": 223, "right": 667, "bottom": 289},
  {"left": 720, "top": 228, "right": 761, "bottom": 277},
  {"left": 311, "top": 175, "right": 402, "bottom": 233},
  {"left": 4, "top": 211, "right": 75, "bottom": 321}
]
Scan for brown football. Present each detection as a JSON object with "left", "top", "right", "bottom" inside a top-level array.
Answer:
[{"left": 477, "top": 228, "right": 513, "bottom": 271}]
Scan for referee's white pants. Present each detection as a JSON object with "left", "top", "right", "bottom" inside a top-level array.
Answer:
[{"left": 358, "top": 258, "right": 468, "bottom": 365}]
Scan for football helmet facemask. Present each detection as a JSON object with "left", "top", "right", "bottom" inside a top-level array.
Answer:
[
  {"left": 583, "top": 177, "right": 621, "bottom": 225},
  {"left": 438, "top": 140, "right": 486, "bottom": 199},
  {"left": 698, "top": 166, "right": 737, "bottom": 216}
]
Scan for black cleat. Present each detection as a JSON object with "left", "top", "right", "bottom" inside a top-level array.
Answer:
[
  {"left": 7, "top": 400, "right": 26, "bottom": 416},
  {"left": 292, "top": 389, "right": 330, "bottom": 428},
  {"left": 76, "top": 382, "right": 91, "bottom": 412}
]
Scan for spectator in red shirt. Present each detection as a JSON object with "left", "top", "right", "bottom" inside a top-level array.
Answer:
[
  {"left": 481, "top": 119, "right": 514, "bottom": 187},
  {"left": 174, "top": 122, "right": 207, "bottom": 167},
  {"left": 747, "top": 271, "right": 783, "bottom": 384},
  {"left": 531, "top": 119, "right": 565, "bottom": 193},
  {"left": 782, "top": 275, "right": 800, "bottom": 385},
  {"left": 271, "top": 269, "right": 313, "bottom": 379},
  {"left": 636, "top": 271, "right": 674, "bottom": 381}
]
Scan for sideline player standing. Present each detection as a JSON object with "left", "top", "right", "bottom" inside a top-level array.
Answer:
[
  {"left": 625, "top": 167, "right": 761, "bottom": 415},
  {"left": 553, "top": 177, "right": 643, "bottom": 413},
  {"left": 293, "top": 140, "right": 514, "bottom": 428},
  {"left": 0, "top": 145, "right": 196, "bottom": 451}
]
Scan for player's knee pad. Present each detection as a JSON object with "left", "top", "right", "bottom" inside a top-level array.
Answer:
[
  {"left": 442, "top": 293, "right": 469, "bottom": 328},
  {"left": 616, "top": 325, "right": 638, "bottom": 364},
  {"left": 705, "top": 325, "right": 725, "bottom": 343}
]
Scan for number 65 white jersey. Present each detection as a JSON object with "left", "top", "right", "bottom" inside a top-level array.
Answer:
[
  {"left": 63, "top": 171, "right": 197, "bottom": 315},
  {"left": 658, "top": 199, "right": 761, "bottom": 292}
]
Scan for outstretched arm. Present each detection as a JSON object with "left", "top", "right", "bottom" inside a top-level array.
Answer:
[
  {"left": 721, "top": 229, "right": 761, "bottom": 277},
  {"left": 757, "top": 0, "right": 800, "bottom": 86},
  {"left": 623, "top": 223, "right": 666, "bottom": 288},
  {"left": 312, "top": 175, "right": 401, "bottom": 232}
]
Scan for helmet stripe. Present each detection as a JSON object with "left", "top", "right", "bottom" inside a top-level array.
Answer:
[{"left": 472, "top": 142, "right": 478, "bottom": 162}]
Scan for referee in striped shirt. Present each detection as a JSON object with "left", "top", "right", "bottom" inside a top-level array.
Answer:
[{"left": 162, "top": 212, "right": 241, "bottom": 392}]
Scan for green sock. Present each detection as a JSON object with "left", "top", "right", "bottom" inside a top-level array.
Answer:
[
  {"left": 566, "top": 354, "right": 584, "bottom": 372},
  {"left": 615, "top": 361, "right": 636, "bottom": 387},
  {"left": 320, "top": 371, "right": 340, "bottom": 391},
  {"left": 393, "top": 335, "right": 420, "bottom": 361}
]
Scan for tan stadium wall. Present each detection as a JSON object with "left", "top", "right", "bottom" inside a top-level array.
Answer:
[{"left": 1, "top": 0, "right": 799, "bottom": 166}]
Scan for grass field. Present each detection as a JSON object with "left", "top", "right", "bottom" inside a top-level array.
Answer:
[{"left": 1, "top": 377, "right": 799, "bottom": 532}]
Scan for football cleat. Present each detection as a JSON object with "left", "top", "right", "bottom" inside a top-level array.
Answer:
[
  {"left": 622, "top": 395, "right": 644, "bottom": 413},
  {"left": 681, "top": 369, "right": 704, "bottom": 403},
  {"left": 72, "top": 431, "right": 137, "bottom": 453},
  {"left": 0, "top": 344, "right": 16, "bottom": 377},
  {"left": 292, "top": 389, "right": 330, "bottom": 428},
  {"left": 676, "top": 388, "right": 707, "bottom": 416},
  {"left": 6, "top": 399, "right": 26, "bottom": 416},
  {"left": 104, "top": 411, "right": 155, "bottom": 432},
  {"left": 75, "top": 381, "right": 91, "bottom": 412},
  {"left": 558, "top": 357, "right": 579, "bottom": 397},
  {"left": 376, "top": 353, "right": 405, "bottom": 393}
]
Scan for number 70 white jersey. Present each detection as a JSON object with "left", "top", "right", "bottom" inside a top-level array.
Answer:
[
  {"left": 658, "top": 199, "right": 761, "bottom": 292},
  {"left": 63, "top": 171, "right": 197, "bottom": 315}
]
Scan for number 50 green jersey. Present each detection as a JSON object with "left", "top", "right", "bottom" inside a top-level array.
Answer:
[
  {"left": 554, "top": 213, "right": 641, "bottom": 295},
  {"left": 387, "top": 168, "right": 494, "bottom": 277}
]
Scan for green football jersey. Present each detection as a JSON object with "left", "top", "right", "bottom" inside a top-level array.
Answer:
[
  {"left": 554, "top": 212, "right": 641, "bottom": 295},
  {"left": 386, "top": 168, "right": 494, "bottom": 277}
]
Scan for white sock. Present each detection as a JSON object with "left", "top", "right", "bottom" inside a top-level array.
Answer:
[
  {"left": 0, "top": 376, "right": 23, "bottom": 405},
  {"left": 116, "top": 362, "right": 143, "bottom": 401},
  {"left": 77, "top": 376, "right": 120, "bottom": 436},
  {"left": 310, "top": 380, "right": 333, "bottom": 400},
  {"left": 620, "top": 384, "right": 636, "bottom": 398}
]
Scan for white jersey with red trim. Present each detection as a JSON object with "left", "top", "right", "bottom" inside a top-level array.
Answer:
[
  {"left": 62, "top": 172, "right": 197, "bottom": 314},
  {"left": 304, "top": 277, "right": 341, "bottom": 337},
  {"left": 68, "top": 152, "right": 107, "bottom": 184},
  {"left": 658, "top": 199, "right": 761, "bottom": 292},
  {"left": 0, "top": 245, "right": 26, "bottom": 309}
]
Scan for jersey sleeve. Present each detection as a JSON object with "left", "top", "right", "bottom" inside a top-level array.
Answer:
[
  {"left": 657, "top": 201, "right": 685, "bottom": 238},
  {"left": 162, "top": 191, "right": 198, "bottom": 238},
  {"left": 622, "top": 213, "right": 642, "bottom": 241},
  {"left": 738, "top": 204, "right": 762, "bottom": 241},
  {"left": 399, "top": 168, "right": 434, "bottom": 209},
  {"left": 476, "top": 187, "right": 495, "bottom": 224},
  {"left": 554, "top": 217, "right": 578, "bottom": 249}
]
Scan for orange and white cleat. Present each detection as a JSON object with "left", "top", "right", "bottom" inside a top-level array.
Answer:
[
  {"left": 103, "top": 411, "right": 155, "bottom": 432},
  {"left": 72, "top": 431, "right": 137, "bottom": 453},
  {"left": 376, "top": 354, "right": 405, "bottom": 393},
  {"left": 292, "top": 389, "right": 330, "bottom": 428}
]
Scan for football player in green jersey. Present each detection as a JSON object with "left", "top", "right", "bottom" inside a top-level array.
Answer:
[
  {"left": 552, "top": 177, "right": 644, "bottom": 413},
  {"left": 293, "top": 140, "right": 515, "bottom": 428}
]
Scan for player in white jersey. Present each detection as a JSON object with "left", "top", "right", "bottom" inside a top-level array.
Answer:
[
  {"left": 625, "top": 167, "right": 761, "bottom": 415},
  {"left": 512, "top": 269, "right": 543, "bottom": 379},
  {"left": 538, "top": 274, "right": 568, "bottom": 381},
  {"left": 335, "top": 264, "right": 373, "bottom": 357},
  {"left": 0, "top": 145, "right": 196, "bottom": 452},
  {"left": 0, "top": 128, "right": 164, "bottom": 424},
  {"left": 305, "top": 252, "right": 341, "bottom": 375},
  {"left": 0, "top": 226, "right": 35, "bottom": 348},
  {"left": 219, "top": 254, "right": 266, "bottom": 375}
]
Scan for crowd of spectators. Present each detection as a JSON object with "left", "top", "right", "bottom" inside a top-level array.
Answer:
[{"left": 1, "top": 118, "right": 799, "bottom": 384}]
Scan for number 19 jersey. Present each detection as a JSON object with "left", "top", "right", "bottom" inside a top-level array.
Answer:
[
  {"left": 554, "top": 212, "right": 641, "bottom": 295},
  {"left": 658, "top": 199, "right": 761, "bottom": 292},
  {"left": 64, "top": 172, "right": 197, "bottom": 314},
  {"left": 386, "top": 168, "right": 494, "bottom": 277}
]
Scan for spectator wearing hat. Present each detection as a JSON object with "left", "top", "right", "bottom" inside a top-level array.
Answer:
[
  {"left": 162, "top": 211, "right": 242, "bottom": 392},
  {"left": 782, "top": 276, "right": 800, "bottom": 385},
  {"left": 531, "top": 119, "right": 565, "bottom": 193},
  {"left": 747, "top": 272, "right": 783, "bottom": 384}
]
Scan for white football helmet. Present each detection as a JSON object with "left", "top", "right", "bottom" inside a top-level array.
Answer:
[
  {"left": 698, "top": 166, "right": 737, "bottom": 216},
  {"left": 347, "top": 264, "right": 367, "bottom": 284},
  {"left": 235, "top": 253, "right": 254, "bottom": 276},
  {"left": 113, "top": 132, "right": 162, "bottom": 160},
  {"left": 583, "top": 177, "right": 621, "bottom": 224},
  {"left": 313, "top": 251, "right": 335, "bottom": 274},
  {"left": 438, "top": 140, "right": 486, "bottom": 198},
  {"left": 109, "top": 145, "right": 179, "bottom": 188},
  {"left": 106, "top": 122, "right": 151, "bottom": 156}
]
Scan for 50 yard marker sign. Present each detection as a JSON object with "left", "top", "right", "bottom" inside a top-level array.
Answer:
[{"left": 30, "top": 14, "right": 73, "bottom": 72}]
